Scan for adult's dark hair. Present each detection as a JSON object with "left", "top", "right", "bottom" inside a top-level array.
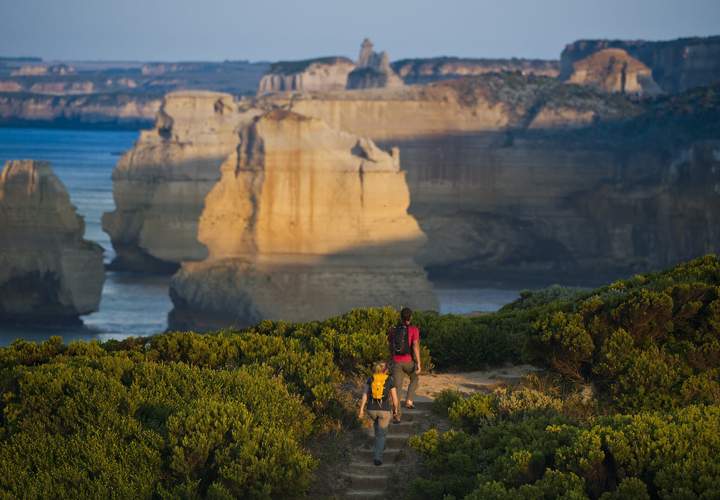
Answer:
[{"left": 400, "top": 307, "right": 412, "bottom": 322}]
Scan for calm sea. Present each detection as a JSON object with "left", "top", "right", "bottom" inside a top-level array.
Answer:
[{"left": 0, "top": 127, "right": 520, "bottom": 345}]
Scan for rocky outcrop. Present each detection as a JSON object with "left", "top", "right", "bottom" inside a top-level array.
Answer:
[
  {"left": 561, "top": 36, "right": 720, "bottom": 94},
  {"left": 565, "top": 48, "right": 662, "bottom": 96},
  {"left": 102, "top": 91, "right": 262, "bottom": 271},
  {"left": 257, "top": 57, "right": 356, "bottom": 94},
  {"left": 0, "top": 160, "right": 104, "bottom": 323},
  {"left": 0, "top": 92, "right": 160, "bottom": 129},
  {"left": 392, "top": 57, "right": 559, "bottom": 84},
  {"left": 169, "top": 110, "right": 437, "bottom": 329},
  {"left": 346, "top": 39, "right": 404, "bottom": 90}
]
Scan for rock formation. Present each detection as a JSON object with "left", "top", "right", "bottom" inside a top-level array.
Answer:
[
  {"left": 276, "top": 75, "right": 720, "bottom": 282},
  {"left": 565, "top": 48, "right": 662, "bottom": 96},
  {"left": 0, "top": 92, "right": 160, "bottom": 129},
  {"left": 289, "top": 73, "right": 639, "bottom": 140},
  {"left": 0, "top": 59, "right": 269, "bottom": 127},
  {"left": 0, "top": 160, "right": 104, "bottom": 322},
  {"left": 392, "top": 57, "right": 559, "bottom": 84},
  {"left": 561, "top": 35, "right": 720, "bottom": 93},
  {"left": 257, "top": 57, "right": 356, "bottom": 94},
  {"left": 346, "top": 39, "right": 404, "bottom": 90},
  {"left": 102, "top": 91, "right": 262, "bottom": 271},
  {"left": 169, "top": 110, "right": 437, "bottom": 329}
]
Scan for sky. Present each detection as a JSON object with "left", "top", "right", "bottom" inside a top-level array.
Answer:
[{"left": 1, "top": 0, "right": 719, "bottom": 62}]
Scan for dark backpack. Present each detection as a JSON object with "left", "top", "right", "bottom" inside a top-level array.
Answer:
[{"left": 391, "top": 324, "right": 410, "bottom": 356}]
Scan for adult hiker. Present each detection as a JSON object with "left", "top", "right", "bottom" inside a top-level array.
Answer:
[
  {"left": 389, "top": 306, "right": 421, "bottom": 417},
  {"left": 358, "top": 361, "right": 399, "bottom": 465}
]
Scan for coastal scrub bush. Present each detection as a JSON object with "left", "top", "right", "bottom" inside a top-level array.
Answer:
[
  {"left": 410, "top": 390, "right": 720, "bottom": 499},
  {"left": 0, "top": 343, "right": 320, "bottom": 497},
  {"left": 523, "top": 255, "right": 720, "bottom": 410},
  {"left": 407, "top": 256, "right": 720, "bottom": 500}
]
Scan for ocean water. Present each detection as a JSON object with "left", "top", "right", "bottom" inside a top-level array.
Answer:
[{"left": 0, "top": 127, "right": 520, "bottom": 346}]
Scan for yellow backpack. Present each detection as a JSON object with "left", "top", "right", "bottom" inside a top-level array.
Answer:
[{"left": 370, "top": 373, "right": 389, "bottom": 401}]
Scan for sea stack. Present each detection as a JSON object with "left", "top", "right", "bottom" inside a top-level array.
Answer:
[
  {"left": 102, "top": 90, "right": 262, "bottom": 271},
  {"left": 0, "top": 160, "right": 104, "bottom": 323},
  {"left": 169, "top": 110, "right": 437, "bottom": 329},
  {"left": 346, "top": 38, "right": 404, "bottom": 89}
]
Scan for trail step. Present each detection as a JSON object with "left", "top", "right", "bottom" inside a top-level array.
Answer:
[
  {"left": 345, "top": 490, "right": 386, "bottom": 499},
  {"left": 342, "top": 472, "right": 390, "bottom": 489},
  {"left": 348, "top": 460, "right": 410, "bottom": 472},
  {"left": 355, "top": 447, "right": 403, "bottom": 462}
]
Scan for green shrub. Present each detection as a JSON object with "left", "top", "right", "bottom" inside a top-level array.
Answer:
[
  {"left": 431, "top": 389, "right": 464, "bottom": 417},
  {"left": 411, "top": 389, "right": 720, "bottom": 500}
]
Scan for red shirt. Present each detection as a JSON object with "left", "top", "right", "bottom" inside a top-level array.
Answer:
[{"left": 390, "top": 324, "right": 420, "bottom": 363}]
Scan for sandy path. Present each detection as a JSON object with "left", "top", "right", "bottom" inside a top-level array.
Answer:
[{"left": 411, "top": 364, "right": 541, "bottom": 402}]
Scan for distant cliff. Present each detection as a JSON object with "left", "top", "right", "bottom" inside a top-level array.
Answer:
[
  {"left": 561, "top": 35, "right": 720, "bottom": 93},
  {"left": 257, "top": 57, "right": 355, "bottom": 94},
  {"left": 392, "top": 57, "right": 559, "bottom": 84},
  {"left": 0, "top": 92, "right": 161, "bottom": 129},
  {"left": 0, "top": 160, "right": 104, "bottom": 322},
  {"left": 0, "top": 59, "right": 269, "bottom": 129}
]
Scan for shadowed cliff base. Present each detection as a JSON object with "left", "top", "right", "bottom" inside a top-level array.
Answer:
[{"left": 167, "top": 245, "right": 438, "bottom": 331}]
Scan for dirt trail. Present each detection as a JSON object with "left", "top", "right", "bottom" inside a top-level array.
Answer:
[{"left": 340, "top": 365, "right": 538, "bottom": 499}]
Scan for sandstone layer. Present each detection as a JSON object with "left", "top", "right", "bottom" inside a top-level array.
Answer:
[
  {"left": 257, "top": 57, "right": 356, "bottom": 94},
  {"left": 0, "top": 160, "right": 104, "bottom": 322},
  {"left": 561, "top": 35, "right": 720, "bottom": 93},
  {"left": 169, "top": 110, "right": 437, "bottom": 329},
  {"left": 566, "top": 48, "right": 662, "bottom": 96},
  {"left": 102, "top": 91, "right": 262, "bottom": 271}
]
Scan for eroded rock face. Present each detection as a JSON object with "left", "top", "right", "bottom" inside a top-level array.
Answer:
[
  {"left": 0, "top": 160, "right": 104, "bottom": 322},
  {"left": 102, "top": 91, "right": 262, "bottom": 271},
  {"left": 274, "top": 75, "right": 719, "bottom": 281},
  {"left": 257, "top": 57, "right": 356, "bottom": 94},
  {"left": 169, "top": 110, "right": 437, "bottom": 329},
  {"left": 346, "top": 39, "right": 404, "bottom": 90},
  {"left": 566, "top": 48, "right": 662, "bottom": 96},
  {"left": 561, "top": 36, "right": 720, "bottom": 93}
]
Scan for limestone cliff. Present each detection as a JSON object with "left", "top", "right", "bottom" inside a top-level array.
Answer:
[
  {"left": 0, "top": 92, "right": 160, "bottom": 129},
  {"left": 257, "top": 57, "right": 356, "bottom": 94},
  {"left": 274, "top": 75, "right": 718, "bottom": 282},
  {"left": 392, "top": 57, "right": 559, "bottom": 84},
  {"left": 169, "top": 110, "right": 437, "bottom": 329},
  {"left": 346, "top": 39, "right": 404, "bottom": 90},
  {"left": 287, "top": 73, "right": 640, "bottom": 140},
  {"left": 0, "top": 160, "right": 104, "bottom": 322},
  {"left": 565, "top": 48, "right": 662, "bottom": 96},
  {"left": 102, "top": 91, "right": 262, "bottom": 271},
  {"left": 561, "top": 35, "right": 720, "bottom": 94}
]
